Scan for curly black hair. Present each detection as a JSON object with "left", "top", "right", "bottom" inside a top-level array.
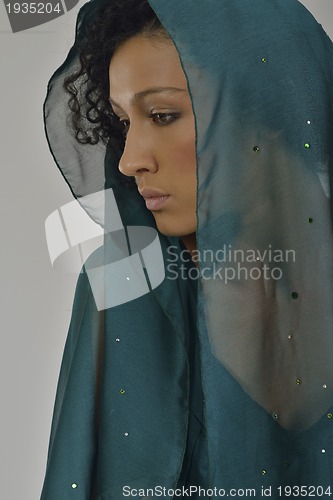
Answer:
[{"left": 64, "top": 0, "right": 170, "bottom": 146}]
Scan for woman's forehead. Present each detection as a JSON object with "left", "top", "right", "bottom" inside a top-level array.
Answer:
[{"left": 108, "top": 36, "right": 187, "bottom": 100}]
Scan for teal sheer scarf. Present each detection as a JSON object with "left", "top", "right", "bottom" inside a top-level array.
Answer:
[{"left": 41, "top": 0, "right": 333, "bottom": 498}]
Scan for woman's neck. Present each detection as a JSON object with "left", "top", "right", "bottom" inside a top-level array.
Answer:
[{"left": 181, "top": 232, "right": 197, "bottom": 260}]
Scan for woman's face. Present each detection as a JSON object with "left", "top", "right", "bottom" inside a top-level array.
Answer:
[{"left": 109, "top": 35, "right": 197, "bottom": 240}]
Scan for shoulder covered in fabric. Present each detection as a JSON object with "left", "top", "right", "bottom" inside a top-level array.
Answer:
[{"left": 71, "top": 245, "right": 106, "bottom": 311}]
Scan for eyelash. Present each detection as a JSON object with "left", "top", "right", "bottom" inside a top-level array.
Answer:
[
  {"left": 119, "top": 112, "right": 180, "bottom": 134},
  {"left": 149, "top": 112, "right": 181, "bottom": 125}
]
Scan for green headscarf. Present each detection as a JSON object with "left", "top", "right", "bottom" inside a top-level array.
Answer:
[{"left": 41, "top": 0, "right": 333, "bottom": 498}]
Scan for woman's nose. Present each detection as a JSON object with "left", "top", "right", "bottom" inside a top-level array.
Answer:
[{"left": 118, "top": 125, "right": 157, "bottom": 177}]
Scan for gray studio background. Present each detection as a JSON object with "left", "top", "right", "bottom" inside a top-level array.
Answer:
[{"left": 0, "top": 1, "right": 332, "bottom": 498}]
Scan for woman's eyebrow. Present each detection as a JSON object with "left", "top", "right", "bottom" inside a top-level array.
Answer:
[{"left": 109, "top": 87, "right": 188, "bottom": 108}]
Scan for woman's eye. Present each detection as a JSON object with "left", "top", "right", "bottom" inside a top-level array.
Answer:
[
  {"left": 116, "top": 113, "right": 180, "bottom": 137},
  {"left": 149, "top": 112, "right": 180, "bottom": 125}
]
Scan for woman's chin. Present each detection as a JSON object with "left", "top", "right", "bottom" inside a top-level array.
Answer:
[
  {"left": 155, "top": 217, "right": 196, "bottom": 248},
  {"left": 154, "top": 217, "right": 196, "bottom": 240}
]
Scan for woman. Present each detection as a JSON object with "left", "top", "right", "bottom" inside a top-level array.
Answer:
[{"left": 41, "top": 0, "right": 333, "bottom": 498}]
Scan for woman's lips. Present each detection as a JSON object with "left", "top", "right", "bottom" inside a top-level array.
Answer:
[
  {"left": 144, "top": 195, "right": 170, "bottom": 211},
  {"left": 139, "top": 189, "right": 170, "bottom": 211}
]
